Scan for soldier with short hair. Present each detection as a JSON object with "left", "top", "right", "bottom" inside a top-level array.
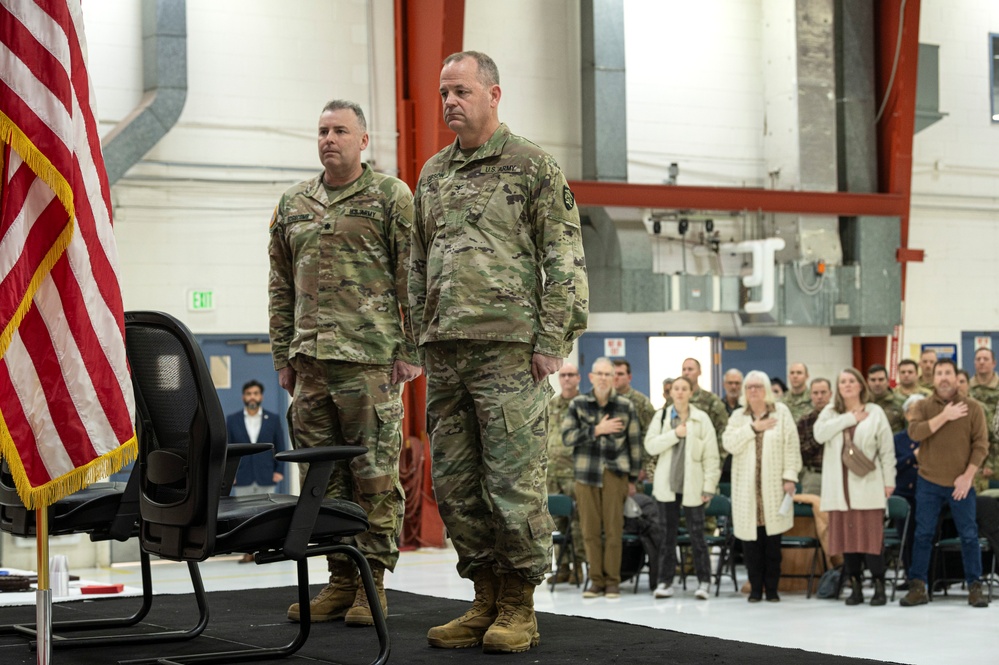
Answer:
[
  {"left": 783, "top": 362, "right": 812, "bottom": 423},
  {"left": 867, "top": 364, "right": 906, "bottom": 434},
  {"left": 546, "top": 363, "right": 586, "bottom": 584},
  {"left": 412, "top": 51, "right": 588, "bottom": 654},
  {"left": 897, "top": 359, "right": 931, "bottom": 399},
  {"left": 680, "top": 358, "right": 729, "bottom": 459},
  {"left": 613, "top": 359, "right": 657, "bottom": 481},
  {"left": 970, "top": 347, "right": 999, "bottom": 489},
  {"left": 269, "top": 99, "right": 421, "bottom": 627},
  {"left": 918, "top": 349, "right": 937, "bottom": 392}
]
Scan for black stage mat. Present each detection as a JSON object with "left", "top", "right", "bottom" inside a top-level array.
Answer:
[{"left": 0, "top": 586, "right": 899, "bottom": 664}]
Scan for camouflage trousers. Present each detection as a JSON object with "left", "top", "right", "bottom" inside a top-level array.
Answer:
[
  {"left": 289, "top": 355, "right": 405, "bottom": 571},
  {"left": 424, "top": 340, "right": 555, "bottom": 585}
]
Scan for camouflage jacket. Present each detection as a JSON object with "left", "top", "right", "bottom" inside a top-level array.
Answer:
[
  {"left": 871, "top": 389, "right": 907, "bottom": 434},
  {"left": 619, "top": 386, "right": 658, "bottom": 479},
  {"left": 690, "top": 388, "right": 729, "bottom": 456},
  {"left": 782, "top": 389, "right": 812, "bottom": 424},
  {"left": 546, "top": 392, "right": 578, "bottom": 480},
  {"left": 971, "top": 373, "right": 999, "bottom": 445},
  {"left": 410, "top": 124, "right": 588, "bottom": 358},
  {"left": 268, "top": 165, "right": 417, "bottom": 369},
  {"left": 897, "top": 384, "right": 932, "bottom": 399}
]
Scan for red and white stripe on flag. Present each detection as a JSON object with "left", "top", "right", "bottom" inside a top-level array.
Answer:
[{"left": 0, "top": 0, "right": 136, "bottom": 509}]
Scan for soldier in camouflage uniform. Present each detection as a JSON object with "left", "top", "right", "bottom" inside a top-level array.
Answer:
[
  {"left": 268, "top": 100, "right": 422, "bottom": 627},
  {"left": 867, "top": 364, "right": 907, "bottom": 434},
  {"left": 680, "top": 358, "right": 729, "bottom": 459},
  {"left": 897, "top": 359, "right": 932, "bottom": 398},
  {"left": 411, "top": 52, "right": 588, "bottom": 654},
  {"left": 546, "top": 363, "right": 585, "bottom": 583},
  {"left": 613, "top": 360, "right": 657, "bottom": 483},
  {"left": 970, "top": 348, "right": 999, "bottom": 490},
  {"left": 918, "top": 349, "right": 937, "bottom": 393},
  {"left": 782, "top": 362, "right": 813, "bottom": 423}
]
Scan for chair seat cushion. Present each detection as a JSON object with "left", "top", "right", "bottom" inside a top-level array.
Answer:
[
  {"left": 1, "top": 482, "right": 129, "bottom": 537},
  {"left": 214, "top": 494, "right": 369, "bottom": 554}
]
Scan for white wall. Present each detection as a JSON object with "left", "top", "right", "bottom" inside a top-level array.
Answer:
[
  {"left": 907, "top": 0, "right": 999, "bottom": 364},
  {"left": 78, "top": 0, "right": 999, "bottom": 369}
]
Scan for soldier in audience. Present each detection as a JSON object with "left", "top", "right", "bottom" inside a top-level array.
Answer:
[
  {"left": 867, "top": 364, "right": 907, "bottom": 434},
  {"left": 918, "top": 350, "right": 937, "bottom": 392},
  {"left": 797, "top": 378, "right": 832, "bottom": 495},
  {"left": 662, "top": 378, "right": 674, "bottom": 407},
  {"left": 783, "top": 363, "right": 812, "bottom": 422},
  {"left": 969, "top": 347, "right": 999, "bottom": 490},
  {"left": 681, "top": 358, "right": 729, "bottom": 461},
  {"left": 723, "top": 369, "right": 744, "bottom": 416},
  {"left": 546, "top": 363, "right": 585, "bottom": 584},
  {"left": 897, "top": 359, "right": 931, "bottom": 399},
  {"left": 614, "top": 359, "right": 657, "bottom": 483}
]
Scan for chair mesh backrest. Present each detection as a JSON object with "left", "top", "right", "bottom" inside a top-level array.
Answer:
[{"left": 125, "top": 311, "right": 227, "bottom": 560}]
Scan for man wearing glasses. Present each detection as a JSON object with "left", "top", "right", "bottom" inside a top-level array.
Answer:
[{"left": 546, "top": 364, "right": 586, "bottom": 584}]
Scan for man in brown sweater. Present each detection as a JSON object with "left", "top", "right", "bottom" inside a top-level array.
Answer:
[{"left": 901, "top": 358, "right": 990, "bottom": 607}]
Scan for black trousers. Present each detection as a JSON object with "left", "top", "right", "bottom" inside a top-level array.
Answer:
[
  {"left": 843, "top": 552, "right": 886, "bottom": 579},
  {"left": 742, "top": 526, "right": 782, "bottom": 599},
  {"left": 657, "top": 498, "right": 711, "bottom": 585}
]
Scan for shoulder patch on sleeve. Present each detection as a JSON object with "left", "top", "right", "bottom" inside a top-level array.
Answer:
[{"left": 563, "top": 186, "right": 575, "bottom": 211}]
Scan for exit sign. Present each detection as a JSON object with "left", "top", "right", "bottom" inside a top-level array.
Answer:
[{"left": 188, "top": 289, "right": 215, "bottom": 312}]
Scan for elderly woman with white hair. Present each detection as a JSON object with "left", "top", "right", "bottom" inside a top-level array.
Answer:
[{"left": 723, "top": 370, "right": 802, "bottom": 602}]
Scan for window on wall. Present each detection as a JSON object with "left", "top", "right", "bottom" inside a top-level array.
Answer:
[{"left": 992, "top": 34, "right": 999, "bottom": 122}]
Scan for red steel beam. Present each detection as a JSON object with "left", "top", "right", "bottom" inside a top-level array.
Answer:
[
  {"left": 567, "top": 180, "right": 908, "bottom": 217},
  {"left": 856, "top": 0, "right": 920, "bottom": 373}
]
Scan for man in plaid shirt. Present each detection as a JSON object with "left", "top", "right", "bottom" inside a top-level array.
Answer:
[{"left": 562, "top": 357, "right": 641, "bottom": 598}]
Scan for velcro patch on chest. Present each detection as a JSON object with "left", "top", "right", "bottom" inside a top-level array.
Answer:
[
  {"left": 287, "top": 213, "right": 314, "bottom": 223},
  {"left": 347, "top": 208, "right": 380, "bottom": 220},
  {"left": 425, "top": 173, "right": 445, "bottom": 184}
]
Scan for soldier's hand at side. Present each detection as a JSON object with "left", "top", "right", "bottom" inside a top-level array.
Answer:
[
  {"left": 942, "top": 401, "right": 968, "bottom": 421},
  {"left": 392, "top": 360, "right": 423, "bottom": 384},
  {"left": 531, "top": 353, "right": 562, "bottom": 383},
  {"left": 278, "top": 366, "right": 296, "bottom": 395}
]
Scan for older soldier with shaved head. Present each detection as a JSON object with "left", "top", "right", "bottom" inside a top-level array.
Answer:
[
  {"left": 412, "top": 51, "right": 588, "bottom": 653},
  {"left": 546, "top": 363, "right": 586, "bottom": 584}
]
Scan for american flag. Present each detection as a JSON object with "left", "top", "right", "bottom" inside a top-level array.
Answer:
[{"left": 0, "top": 0, "right": 136, "bottom": 509}]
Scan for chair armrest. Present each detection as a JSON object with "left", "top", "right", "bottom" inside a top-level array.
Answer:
[
  {"left": 281, "top": 446, "right": 367, "bottom": 559},
  {"left": 274, "top": 446, "right": 367, "bottom": 464},
  {"left": 222, "top": 443, "right": 274, "bottom": 496}
]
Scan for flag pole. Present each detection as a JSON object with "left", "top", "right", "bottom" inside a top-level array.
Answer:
[{"left": 35, "top": 509, "right": 51, "bottom": 665}]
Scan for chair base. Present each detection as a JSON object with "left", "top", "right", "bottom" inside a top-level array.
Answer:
[
  {"left": 119, "top": 544, "right": 390, "bottom": 665},
  {"left": 0, "top": 552, "right": 208, "bottom": 650}
]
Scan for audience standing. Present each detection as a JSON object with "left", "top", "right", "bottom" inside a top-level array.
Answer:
[
  {"left": 644, "top": 377, "right": 721, "bottom": 601},
  {"left": 917, "top": 350, "right": 937, "bottom": 393},
  {"left": 562, "top": 357, "right": 642, "bottom": 599},
  {"left": 969, "top": 348, "right": 999, "bottom": 492},
  {"left": 682, "top": 358, "right": 729, "bottom": 464},
  {"left": 897, "top": 359, "right": 931, "bottom": 399},
  {"left": 783, "top": 363, "right": 812, "bottom": 423},
  {"left": 546, "top": 363, "right": 585, "bottom": 584},
  {"left": 796, "top": 378, "right": 832, "bottom": 496},
  {"left": 900, "top": 359, "right": 989, "bottom": 608},
  {"left": 722, "top": 369, "right": 744, "bottom": 416},
  {"left": 867, "top": 364, "right": 907, "bottom": 434},
  {"left": 613, "top": 359, "right": 658, "bottom": 483},
  {"left": 813, "top": 368, "right": 896, "bottom": 607},
  {"left": 723, "top": 371, "right": 802, "bottom": 602}
]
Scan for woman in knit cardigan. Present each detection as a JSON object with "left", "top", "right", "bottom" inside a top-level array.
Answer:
[
  {"left": 723, "top": 370, "right": 802, "bottom": 602},
  {"left": 644, "top": 377, "right": 721, "bottom": 600},
  {"left": 813, "top": 368, "right": 896, "bottom": 606}
]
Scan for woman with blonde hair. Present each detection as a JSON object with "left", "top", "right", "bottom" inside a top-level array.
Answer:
[
  {"left": 723, "top": 370, "right": 802, "bottom": 602},
  {"left": 644, "top": 376, "right": 721, "bottom": 600},
  {"left": 814, "top": 367, "right": 895, "bottom": 606}
]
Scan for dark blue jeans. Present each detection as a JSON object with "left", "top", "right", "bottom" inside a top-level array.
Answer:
[{"left": 908, "top": 476, "right": 981, "bottom": 585}]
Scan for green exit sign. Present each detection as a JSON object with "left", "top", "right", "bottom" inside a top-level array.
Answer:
[{"left": 188, "top": 289, "right": 215, "bottom": 312}]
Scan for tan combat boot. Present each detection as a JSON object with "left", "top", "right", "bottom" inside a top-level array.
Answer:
[
  {"left": 287, "top": 557, "right": 357, "bottom": 622},
  {"left": 427, "top": 567, "right": 500, "bottom": 649},
  {"left": 481, "top": 574, "right": 540, "bottom": 654},
  {"left": 344, "top": 561, "right": 388, "bottom": 626}
]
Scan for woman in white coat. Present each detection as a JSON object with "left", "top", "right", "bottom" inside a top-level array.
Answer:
[
  {"left": 723, "top": 370, "right": 802, "bottom": 602},
  {"left": 644, "top": 377, "right": 721, "bottom": 600},
  {"left": 813, "top": 367, "right": 895, "bottom": 606}
]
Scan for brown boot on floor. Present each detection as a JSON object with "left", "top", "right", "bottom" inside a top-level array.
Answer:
[
  {"left": 969, "top": 581, "right": 990, "bottom": 608},
  {"left": 899, "top": 578, "right": 928, "bottom": 606},
  {"left": 344, "top": 562, "right": 388, "bottom": 626},
  {"left": 427, "top": 567, "right": 499, "bottom": 649},
  {"left": 287, "top": 557, "right": 357, "bottom": 622},
  {"left": 482, "top": 574, "right": 540, "bottom": 654}
]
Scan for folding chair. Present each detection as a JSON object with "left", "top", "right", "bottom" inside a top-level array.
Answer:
[
  {"left": 121, "top": 310, "right": 389, "bottom": 665},
  {"left": 930, "top": 506, "right": 996, "bottom": 602},
  {"left": 780, "top": 501, "right": 826, "bottom": 598},
  {"left": 674, "top": 496, "right": 736, "bottom": 595},
  {"left": 548, "top": 493, "right": 581, "bottom": 590},
  {"left": 883, "top": 495, "right": 911, "bottom": 601}
]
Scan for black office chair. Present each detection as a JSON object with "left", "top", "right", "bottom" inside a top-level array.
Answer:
[
  {"left": 0, "top": 458, "right": 208, "bottom": 650},
  {"left": 548, "top": 493, "right": 581, "bottom": 590},
  {"left": 121, "top": 310, "right": 389, "bottom": 665}
]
